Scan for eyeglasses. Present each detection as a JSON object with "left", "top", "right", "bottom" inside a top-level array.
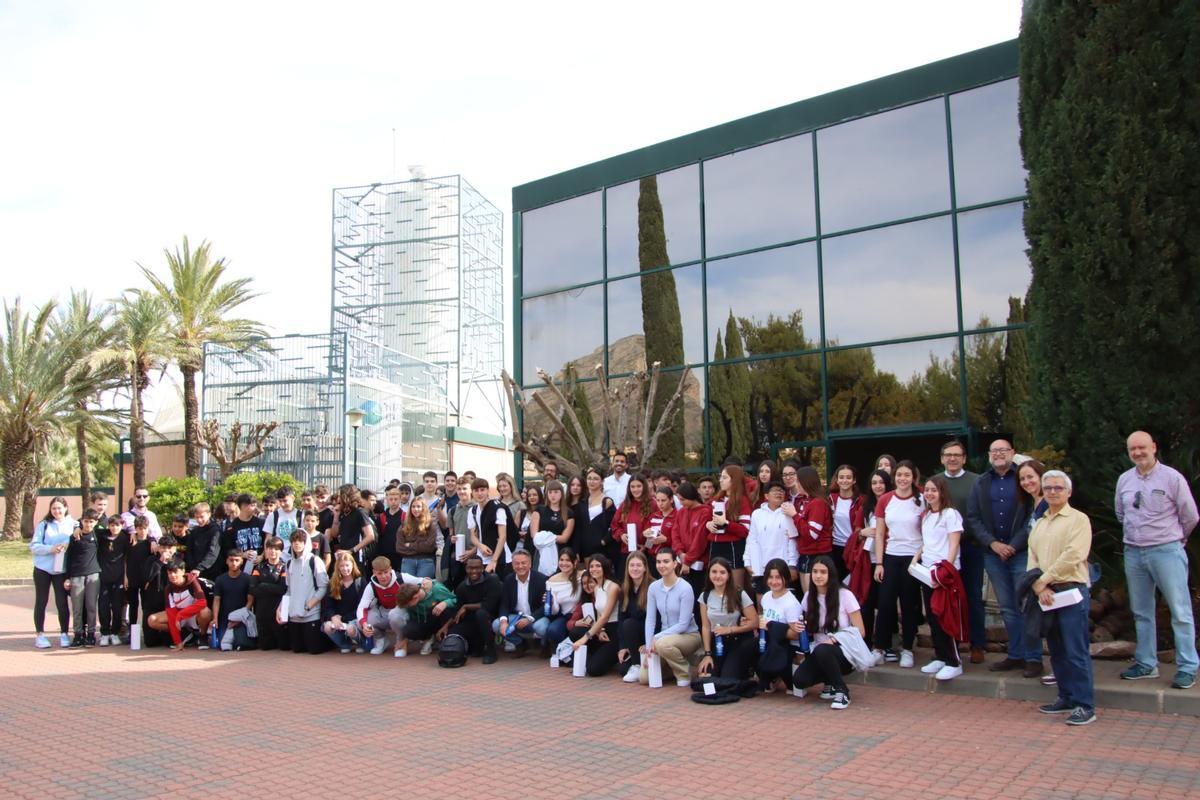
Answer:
[
  {"left": 988, "top": 448, "right": 1013, "bottom": 455},
  {"left": 781, "top": 471, "right": 797, "bottom": 477},
  {"left": 1043, "top": 485, "right": 1068, "bottom": 493},
  {"left": 134, "top": 493, "right": 149, "bottom": 499},
  {"left": 943, "top": 452, "right": 965, "bottom": 458}
]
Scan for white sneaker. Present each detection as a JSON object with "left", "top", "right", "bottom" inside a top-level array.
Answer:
[
  {"left": 339, "top": 648, "right": 352, "bottom": 654},
  {"left": 830, "top": 691, "right": 851, "bottom": 710},
  {"left": 354, "top": 647, "right": 366, "bottom": 654},
  {"left": 35, "top": 634, "right": 51, "bottom": 649},
  {"left": 393, "top": 648, "right": 407, "bottom": 658},
  {"left": 419, "top": 639, "right": 434, "bottom": 656},
  {"left": 97, "top": 634, "right": 110, "bottom": 647},
  {"left": 676, "top": 678, "right": 691, "bottom": 688},
  {"left": 935, "top": 664, "right": 963, "bottom": 681},
  {"left": 503, "top": 640, "right": 517, "bottom": 652},
  {"left": 60, "top": 634, "right": 71, "bottom": 648},
  {"left": 920, "top": 660, "right": 946, "bottom": 674},
  {"left": 370, "top": 637, "right": 389, "bottom": 655},
  {"left": 899, "top": 650, "right": 915, "bottom": 668},
  {"left": 623, "top": 664, "right": 640, "bottom": 683},
  {"left": 868, "top": 649, "right": 885, "bottom": 667}
]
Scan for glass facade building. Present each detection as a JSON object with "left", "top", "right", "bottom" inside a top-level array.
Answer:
[{"left": 513, "top": 41, "right": 1029, "bottom": 476}]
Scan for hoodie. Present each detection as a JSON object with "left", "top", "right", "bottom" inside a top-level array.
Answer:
[
  {"left": 182, "top": 521, "right": 222, "bottom": 580},
  {"left": 97, "top": 529, "right": 131, "bottom": 584},
  {"left": 355, "top": 569, "right": 424, "bottom": 627},
  {"left": 284, "top": 554, "right": 329, "bottom": 623},
  {"left": 746, "top": 504, "right": 798, "bottom": 576},
  {"left": 30, "top": 517, "right": 76, "bottom": 575}
]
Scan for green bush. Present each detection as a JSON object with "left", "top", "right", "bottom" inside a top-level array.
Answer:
[
  {"left": 145, "top": 477, "right": 210, "bottom": 522},
  {"left": 209, "top": 471, "right": 304, "bottom": 507}
]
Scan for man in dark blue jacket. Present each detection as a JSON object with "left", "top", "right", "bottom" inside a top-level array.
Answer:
[
  {"left": 966, "top": 439, "right": 1039, "bottom": 675},
  {"left": 493, "top": 548, "right": 548, "bottom": 657}
]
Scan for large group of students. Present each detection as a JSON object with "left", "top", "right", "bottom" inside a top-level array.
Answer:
[{"left": 28, "top": 443, "right": 1104, "bottom": 722}]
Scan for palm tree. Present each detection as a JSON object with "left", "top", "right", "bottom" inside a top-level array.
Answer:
[
  {"left": 141, "top": 237, "right": 267, "bottom": 477},
  {"left": 51, "top": 291, "right": 126, "bottom": 500},
  {"left": 0, "top": 300, "right": 87, "bottom": 540},
  {"left": 92, "top": 291, "right": 173, "bottom": 490}
]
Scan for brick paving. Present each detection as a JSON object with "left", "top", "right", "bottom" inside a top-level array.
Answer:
[{"left": 1, "top": 586, "right": 1198, "bottom": 800}]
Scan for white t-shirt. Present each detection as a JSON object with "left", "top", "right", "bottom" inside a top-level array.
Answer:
[
  {"left": 799, "top": 587, "right": 861, "bottom": 647},
  {"left": 759, "top": 590, "right": 803, "bottom": 625},
  {"left": 470, "top": 505, "right": 505, "bottom": 565},
  {"left": 603, "top": 472, "right": 631, "bottom": 506},
  {"left": 880, "top": 493, "right": 923, "bottom": 557},
  {"left": 832, "top": 496, "right": 854, "bottom": 547},
  {"left": 920, "top": 508, "right": 963, "bottom": 569}
]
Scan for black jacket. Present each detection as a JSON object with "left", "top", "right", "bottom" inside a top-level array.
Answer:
[
  {"left": 182, "top": 522, "right": 222, "bottom": 580},
  {"left": 97, "top": 530, "right": 130, "bottom": 584},
  {"left": 65, "top": 531, "right": 100, "bottom": 577},
  {"left": 454, "top": 573, "right": 503, "bottom": 618},
  {"left": 571, "top": 498, "right": 616, "bottom": 559},
  {"left": 249, "top": 560, "right": 288, "bottom": 602},
  {"left": 499, "top": 571, "right": 548, "bottom": 621},
  {"left": 966, "top": 469, "right": 1032, "bottom": 552},
  {"left": 141, "top": 556, "right": 175, "bottom": 614}
]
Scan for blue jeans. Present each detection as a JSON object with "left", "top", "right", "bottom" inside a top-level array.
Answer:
[
  {"left": 544, "top": 615, "right": 569, "bottom": 648},
  {"left": 1125, "top": 541, "right": 1198, "bottom": 673},
  {"left": 1047, "top": 584, "right": 1094, "bottom": 712},
  {"left": 960, "top": 541, "right": 987, "bottom": 649},
  {"left": 984, "top": 549, "right": 1041, "bottom": 661},
  {"left": 400, "top": 557, "right": 436, "bottom": 579},
  {"left": 323, "top": 622, "right": 363, "bottom": 651},
  {"left": 491, "top": 615, "right": 550, "bottom": 645}
]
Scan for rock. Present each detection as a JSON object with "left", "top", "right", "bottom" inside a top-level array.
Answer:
[
  {"left": 1098, "top": 617, "right": 1125, "bottom": 635},
  {"left": 985, "top": 625, "right": 1009, "bottom": 644},
  {"left": 1096, "top": 588, "right": 1115, "bottom": 612},
  {"left": 1089, "top": 600, "right": 1105, "bottom": 621},
  {"left": 1089, "top": 639, "right": 1136, "bottom": 659},
  {"left": 1089, "top": 626, "right": 1114, "bottom": 644}
]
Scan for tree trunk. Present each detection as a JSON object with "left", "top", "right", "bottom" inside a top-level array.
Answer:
[
  {"left": 75, "top": 411, "right": 92, "bottom": 502},
  {"left": 181, "top": 365, "right": 200, "bottom": 478},
  {"left": 2, "top": 447, "right": 38, "bottom": 541},
  {"left": 131, "top": 362, "right": 147, "bottom": 489}
]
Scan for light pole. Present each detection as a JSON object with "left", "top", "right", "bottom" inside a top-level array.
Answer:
[{"left": 346, "top": 407, "right": 366, "bottom": 485}]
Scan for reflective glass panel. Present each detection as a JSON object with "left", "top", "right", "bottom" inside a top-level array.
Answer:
[
  {"left": 520, "top": 375, "right": 604, "bottom": 452},
  {"left": 964, "top": 329, "right": 1031, "bottom": 443},
  {"left": 957, "top": 202, "right": 1030, "bottom": 330},
  {"left": 607, "top": 265, "right": 703, "bottom": 371},
  {"left": 706, "top": 243, "right": 820, "bottom": 358},
  {"left": 818, "top": 99, "right": 950, "bottom": 233},
  {"left": 821, "top": 216, "right": 957, "bottom": 347},
  {"left": 950, "top": 79, "right": 1026, "bottom": 207},
  {"left": 521, "top": 284, "right": 603, "bottom": 384},
  {"left": 826, "top": 337, "right": 960, "bottom": 429},
  {"left": 703, "top": 134, "right": 816, "bottom": 257},
  {"left": 520, "top": 192, "right": 602, "bottom": 295},
  {"left": 606, "top": 165, "right": 701, "bottom": 278},
  {"left": 709, "top": 354, "right": 821, "bottom": 464}
]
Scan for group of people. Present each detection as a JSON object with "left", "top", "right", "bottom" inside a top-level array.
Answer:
[{"left": 28, "top": 431, "right": 1197, "bottom": 723}]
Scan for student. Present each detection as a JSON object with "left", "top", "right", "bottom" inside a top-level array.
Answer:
[
  {"left": 756, "top": 460, "right": 780, "bottom": 500},
  {"left": 573, "top": 466, "right": 616, "bottom": 561},
  {"left": 249, "top": 537, "right": 289, "bottom": 651},
  {"left": 544, "top": 548, "right": 582, "bottom": 651},
  {"left": 261, "top": 487, "right": 302, "bottom": 553},
  {"left": 466, "top": 478, "right": 516, "bottom": 576},
  {"left": 447, "top": 482, "right": 474, "bottom": 589},
  {"left": 212, "top": 551, "right": 255, "bottom": 651},
  {"left": 95, "top": 507, "right": 130, "bottom": 646},
  {"left": 228, "top": 494, "right": 265, "bottom": 569},
  {"left": 875, "top": 454, "right": 898, "bottom": 475},
  {"left": 314, "top": 484, "right": 336, "bottom": 534},
  {"left": 645, "top": 487, "right": 676, "bottom": 568},
  {"left": 377, "top": 484, "right": 406, "bottom": 571},
  {"left": 147, "top": 561, "right": 212, "bottom": 652},
  {"left": 829, "top": 464, "right": 866, "bottom": 582},
  {"left": 332, "top": 483, "right": 377, "bottom": 567},
  {"left": 441, "top": 555, "right": 503, "bottom": 664},
  {"left": 871, "top": 460, "right": 925, "bottom": 668},
  {"left": 282, "top": 530, "right": 329, "bottom": 654},
  {"left": 568, "top": 554, "right": 623, "bottom": 676},
  {"left": 531, "top": 480, "right": 573, "bottom": 578},
  {"left": 745, "top": 481, "right": 798, "bottom": 595},
  {"left": 65, "top": 509, "right": 103, "bottom": 647},
  {"left": 611, "top": 474, "right": 653, "bottom": 578},
  {"left": 323, "top": 551, "right": 368, "bottom": 653},
  {"left": 696, "top": 556, "right": 760, "bottom": 681},
  {"left": 913, "top": 476, "right": 964, "bottom": 681},
  {"left": 793, "top": 555, "right": 866, "bottom": 709},
  {"left": 854, "top": 469, "right": 893, "bottom": 643},
  {"left": 643, "top": 547, "right": 701, "bottom": 687},
  {"left": 793, "top": 466, "right": 832, "bottom": 593},
  {"left": 707, "top": 465, "right": 753, "bottom": 590},
  {"left": 30, "top": 497, "right": 74, "bottom": 649},
  {"left": 183, "top": 502, "right": 222, "bottom": 585},
  {"left": 515, "top": 484, "right": 542, "bottom": 561},
  {"left": 261, "top": 494, "right": 278, "bottom": 519},
  {"left": 396, "top": 496, "right": 438, "bottom": 578},
  {"left": 139, "top": 534, "right": 179, "bottom": 648},
  {"left": 299, "top": 510, "right": 331, "bottom": 570},
  {"left": 125, "top": 515, "right": 155, "bottom": 639},
  {"left": 496, "top": 473, "right": 525, "bottom": 527},
  {"left": 673, "top": 483, "right": 712, "bottom": 596},
  {"left": 617, "top": 550, "right": 652, "bottom": 682},
  {"left": 565, "top": 475, "right": 585, "bottom": 510},
  {"left": 696, "top": 476, "right": 717, "bottom": 504},
  {"left": 397, "top": 577, "right": 459, "bottom": 657},
  {"left": 495, "top": 549, "right": 549, "bottom": 656},
  {"left": 757, "top": 557, "right": 804, "bottom": 692},
  {"left": 357, "top": 556, "right": 426, "bottom": 656}
]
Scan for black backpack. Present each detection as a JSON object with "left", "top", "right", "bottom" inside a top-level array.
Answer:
[{"left": 437, "top": 633, "right": 469, "bottom": 668}]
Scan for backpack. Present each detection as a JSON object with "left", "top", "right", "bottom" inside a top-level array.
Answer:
[{"left": 437, "top": 633, "right": 469, "bottom": 668}]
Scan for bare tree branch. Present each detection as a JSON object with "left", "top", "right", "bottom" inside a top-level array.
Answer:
[
  {"left": 536, "top": 367, "right": 596, "bottom": 464},
  {"left": 644, "top": 367, "right": 692, "bottom": 466}
]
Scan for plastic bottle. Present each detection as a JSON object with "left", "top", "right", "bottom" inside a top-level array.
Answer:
[
  {"left": 798, "top": 628, "right": 810, "bottom": 654},
  {"left": 715, "top": 634, "right": 725, "bottom": 659},
  {"left": 758, "top": 629, "right": 767, "bottom": 654}
]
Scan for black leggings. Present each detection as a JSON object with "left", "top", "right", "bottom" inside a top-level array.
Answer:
[
  {"left": 793, "top": 643, "right": 854, "bottom": 693},
  {"left": 617, "top": 616, "right": 645, "bottom": 672},
  {"left": 873, "top": 554, "right": 922, "bottom": 651},
  {"left": 708, "top": 632, "right": 758, "bottom": 680},
  {"left": 569, "top": 622, "right": 620, "bottom": 676},
  {"left": 98, "top": 582, "right": 125, "bottom": 636},
  {"left": 922, "top": 585, "right": 961, "bottom": 666},
  {"left": 33, "top": 568, "right": 69, "bottom": 634}
]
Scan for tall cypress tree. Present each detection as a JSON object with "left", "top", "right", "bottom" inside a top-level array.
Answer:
[
  {"left": 638, "top": 176, "right": 685, "bottom": 465},
  {"left": 709, "top": 333, "right": 729, "bottom": 465},
  {"left": 724, "top": 311, "right": 752, "bottom": 460},
  {"left": 1021, "top": 2, "right": 1200, "bottom": 488},
  {"left": 1000, "top": 297, "right": 1031, "bottom": 449}
]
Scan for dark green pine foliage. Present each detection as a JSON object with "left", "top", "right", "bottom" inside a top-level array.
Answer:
[
  {"left": 723, "top": 311, "right": 753, "bottom": 460},
  {"left": 638, "top": 175, "right": 685, "bottom": 466},
  {"left": 709, "top": 333, "right": 730, "bottom": 464},
  {"left": 564, "top": 363, "right": 596, "bottom": 450},
  {"left": 1000, "top": 297, "right": 1031, "bottom": 449},
  {"left": 1020, "top": 1, "right": 1200, "bottom": 488}
]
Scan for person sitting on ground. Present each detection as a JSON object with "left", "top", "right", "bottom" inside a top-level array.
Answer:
[
  {"left": 568, "top": 554, "right": 623, "bottom": 676},
  {"left": 696, "top": 556, "right": 759, "bottom": 681},
  {"left": 397, "top": 576, "right": 459, "bottom": 656},
  {"left": 757, "top": 557, "right": 803, "bottom": 693},
  {"left": 793, "top": 555, "right": 865, "bottom": 710},
  {"left": 494, "top": 548, "right": 549, "bottom": 657},
  {"left": 617, "top": 550, "right": 652, "bottom": 682},
  {"left": 438, "top": 555, "right": 503, "bottom": 664},
  {"left": 322, "top": 552, "right": 367, "bottom": 653}
]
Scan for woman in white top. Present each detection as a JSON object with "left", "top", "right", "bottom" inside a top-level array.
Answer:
[
  {"left": 570, "top": 553, "right": 623, "bottom": 676},
  {"left": 871, "top": 460, "right": 923, "bottom": 668},
  {"left": 544, "top": 548, "right": 581, "bottom": 650},
  {"left": 914, "top": 475, "right": 964, "bottom": 680},
  {"left": 757, "top": 558, "right": 804, "bottom": 692},
  {"left": 696, "top": 557, "right": 759, "bottom": 680},
  {"left": 793, "top": 555, "right": 865, "bottom": 709}
]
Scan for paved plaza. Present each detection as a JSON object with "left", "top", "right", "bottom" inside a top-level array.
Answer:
[{"left": 0, "top": 586, "right": 1197, "bottom": 800}]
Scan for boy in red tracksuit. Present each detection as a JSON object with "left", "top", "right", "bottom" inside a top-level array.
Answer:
[{"left": 147, "top": 562, "right": 212, "bottom": 652}]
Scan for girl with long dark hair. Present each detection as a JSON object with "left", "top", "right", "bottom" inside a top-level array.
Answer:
[
  {"left": 793, "top": 555, "right": 865, "bottom": 709},
  {"left": 696, "top": 557, "right": 759, "bottom": 680}
]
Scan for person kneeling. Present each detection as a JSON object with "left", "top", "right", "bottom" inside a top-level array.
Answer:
[
  {"left": 146, "top": 561, "right": 212, "bottom": 652},
  {"left": 397, "top": 578, "right": 458, "bottom": 656},
  {"left": 438, "top": 555, "right": 502, "bottom": 664},
  {"left": 792, "top": 555, "right": 866, "bottom": 710}
]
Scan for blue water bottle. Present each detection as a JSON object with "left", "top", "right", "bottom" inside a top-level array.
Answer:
[
  {"left": 798, "top": 629, "right": 810, "bottom": 654},
  {"left": 544, "top": 589, "right": 553, "bottom": 618},
  {"left": 758, "top": 629, "right": 767, "bottom": 654},
  {"left": 715, "top": 634, "right": 725, "bottom": 659},
  {"left": 210, "top": 625, "right": 219, "bottom": 650}
]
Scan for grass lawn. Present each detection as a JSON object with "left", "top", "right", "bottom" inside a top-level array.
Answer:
[{"left": 0, "top": 540, "right": 31, "bottom": 580}]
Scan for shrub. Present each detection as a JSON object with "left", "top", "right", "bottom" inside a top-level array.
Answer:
[
  {"left": 208, "top": 471, "right": 304, "bottom": 507},
  {"left": 145, "top": 477, "right": 210, "bottom": 522}
]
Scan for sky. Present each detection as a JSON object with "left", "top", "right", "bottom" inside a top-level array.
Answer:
[{"left": 0, "top": 0, "right": 1021, "bottom": 417}]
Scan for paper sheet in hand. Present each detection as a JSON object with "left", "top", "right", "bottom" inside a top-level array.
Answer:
[
  {"left": 1039, "top": 587, "right": 1084, "bottom": 611},
  {"left": 906, "top": 561, "right": 934, "bottom": 588},
  {"left": 454, "top": 534, "right": 465, "bottom": 559},
  {"left": 278, "top": 594, "right": 290, "bottom": 623}
]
